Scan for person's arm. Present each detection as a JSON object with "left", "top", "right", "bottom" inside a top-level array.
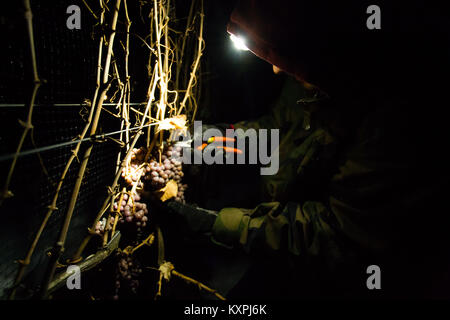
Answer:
[
  {"left": 211, "top": 201, "right": 345, "bottom": 261},
  {"left": 210, "top": 135, "right": 406, "bottom": 263}
]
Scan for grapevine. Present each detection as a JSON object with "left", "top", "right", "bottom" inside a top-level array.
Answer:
[{"left": 9, "top": 0, "right": 225, "bottom": 300}]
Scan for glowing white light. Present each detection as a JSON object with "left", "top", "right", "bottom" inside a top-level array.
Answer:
[{"left": 230, "top": 34, "right": 249, "bottom": 51}]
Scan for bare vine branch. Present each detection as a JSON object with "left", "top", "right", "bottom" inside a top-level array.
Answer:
[{"left": 1, "top": 0, "right": 41, "bottom": 207}]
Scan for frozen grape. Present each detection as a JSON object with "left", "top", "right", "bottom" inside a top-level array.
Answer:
[{"left": 120, "top": 144, "right": 187, "bottom": 229}]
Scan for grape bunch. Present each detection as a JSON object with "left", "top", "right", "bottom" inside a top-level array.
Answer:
[
  {"left": 94, "top": 216, "right": 114, "bottom": 235},
  {"left": 121, "top": 148, "right": 145, "bottom": 188},
  {"left": 113, "top": 253, "right": 143, "bottom": 299},
  {"left": 122, "top": 145, "right": 188, "bottom": 203},
  {"left": 114, "top": 192, "right": 149, "bottom": 228},
  {"left": 175, "top": 182, "right": 187, "bottom": 203},
  {"left": 144, "top": 145, "right": 184, "bottom": 189}
]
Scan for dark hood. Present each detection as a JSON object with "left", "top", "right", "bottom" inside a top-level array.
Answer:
[{"left": 227, "top": 0, "right": 450, "bottom": 102}]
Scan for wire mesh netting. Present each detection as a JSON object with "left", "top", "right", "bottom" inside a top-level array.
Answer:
[
  {"left": 0, "top": 1, "right": 97, "bottom": 104},
  {"left": 0, "top": 1, "right": 118, "bottom": 298},
  {"left": 0, "top": 0, "right": 240, "bottom": 300}
]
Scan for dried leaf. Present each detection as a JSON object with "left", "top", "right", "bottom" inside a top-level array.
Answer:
[
  {"left": 157, "top": 180, "right": 178, "bottom": 202},
  {"left": 157, "top": 115, "right": 187, "bottom": 132},
  {"left": 159, "top": 261, "right": 174, "bottom": 280}
]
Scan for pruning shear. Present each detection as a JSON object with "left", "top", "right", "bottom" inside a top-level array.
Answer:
[
  {"left": 196, "top": 136, "right": 243, "bottom": 154},
  {"left": 173, "top": 136, "right": 243, "bottom": 154}
]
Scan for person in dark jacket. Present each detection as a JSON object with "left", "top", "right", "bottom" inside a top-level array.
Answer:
[{"left": 158, "top": 0, "right": 450, "bottom": 298}]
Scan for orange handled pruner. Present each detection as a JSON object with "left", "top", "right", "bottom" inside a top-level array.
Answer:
[{"left": 196, "top": 136, "right": 243, "bottom": 154}]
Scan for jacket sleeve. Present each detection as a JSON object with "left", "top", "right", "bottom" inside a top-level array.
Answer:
[
  {"left": 210, "top": 78, "right": 346, "bottom": 260},
  {"left": 211, "top": 200, "right": 347, "bottom": 263},
  {"left": 210, "top": 119, "right": 409, "bottom": 264}
]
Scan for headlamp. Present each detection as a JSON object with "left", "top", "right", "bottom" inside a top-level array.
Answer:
[{"left": 229, "top": 34, "right": 249, "bottom": 51}]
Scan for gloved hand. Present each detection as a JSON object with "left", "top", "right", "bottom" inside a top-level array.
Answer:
[
  {"left": 157, "top": 199, "right": 218, "bottom": 237},
  {"left": 171, "top": 122, "right": 237, "bottom": 167}
]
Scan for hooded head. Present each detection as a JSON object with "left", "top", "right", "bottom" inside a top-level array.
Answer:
[
  {"left": 227, "top": 0, "right": 450, "bottom": 102},
  {"left": 227, "top": 1, "right": 364, "bottom": 93}
]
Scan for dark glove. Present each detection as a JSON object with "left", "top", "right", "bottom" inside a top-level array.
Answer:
[{"left": 161, "top": 200, "right": 218, "bottom": 236}]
